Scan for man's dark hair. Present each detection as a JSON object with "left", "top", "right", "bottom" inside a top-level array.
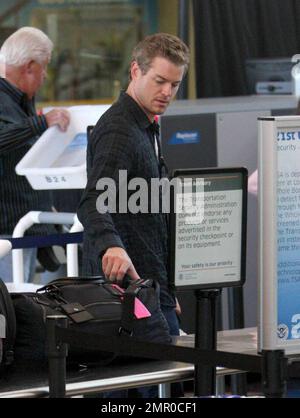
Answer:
[{"left": 130, "top": 33, "right": 190, "bottom": 79}]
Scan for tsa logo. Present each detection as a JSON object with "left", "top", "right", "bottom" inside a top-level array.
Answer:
[
  {"left": 277, "top": 324, "right": 289, "bottom": 340},
  {"left": 291, "top": 314, "right": 300, "bottom": 339}
]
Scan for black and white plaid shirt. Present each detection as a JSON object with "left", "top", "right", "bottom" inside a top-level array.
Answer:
[
  {"left": 78, "top": 91, "right": 175, "bottom": 307},
  {"left": 0, "top": 78, "right": 53, "bottom": 235}
]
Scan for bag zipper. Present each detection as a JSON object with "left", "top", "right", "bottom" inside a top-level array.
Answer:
[
  {"left": 85, "top": 317, "right": 120, "bottom": 324},
  {"left": 37, "top": 299, "right": 121, "bottom": 323},
  {"left": 84, "top": 301, "right": 121, "bottom": 308},
  {"left": 37, "top": 277, "right": 106, "bottom": 292}
]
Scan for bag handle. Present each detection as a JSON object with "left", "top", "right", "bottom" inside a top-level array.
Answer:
[
  {"left": 38, "top": 276, "right": 152, "bottom": 293},
  {"left": 37, "top": 276, "right": 106, "bottom": 292},
  {"left": 119, "top": 290, "right": 136, "bottom": 336},
  {"left": 119, "top": 279, "right": 153, "bottom": 336}
]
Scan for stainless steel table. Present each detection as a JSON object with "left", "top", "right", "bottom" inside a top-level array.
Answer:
[{"left": 0, "top": 327, "right": 256, "bottom": 398}]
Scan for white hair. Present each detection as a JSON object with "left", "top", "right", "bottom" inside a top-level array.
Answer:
[{"left": 0, "top": 27, "right": 53, "bottom": 67}]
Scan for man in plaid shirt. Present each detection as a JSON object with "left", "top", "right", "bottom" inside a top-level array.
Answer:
[{"left": 78, "top": 33, "right": 190, "bottom": 339}]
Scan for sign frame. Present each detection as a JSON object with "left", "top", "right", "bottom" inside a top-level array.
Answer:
[
  {"left": 169, "top": 167, "right": 248, "bottom": 291},
  {"left": 258, "top": 115, "right": 300, "bottom": 354}
]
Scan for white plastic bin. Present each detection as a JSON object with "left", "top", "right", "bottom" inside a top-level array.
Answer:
[{"left": 16, "top": 104, "right": 110, "bottom": 190}]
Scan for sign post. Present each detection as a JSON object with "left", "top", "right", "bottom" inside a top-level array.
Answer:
[{"left": 169, "top": 167, "right": 248, "bottom": 395}]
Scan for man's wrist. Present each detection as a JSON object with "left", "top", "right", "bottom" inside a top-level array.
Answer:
[{"left": 29, "top": 115, "right": 48, "bottom": 135}]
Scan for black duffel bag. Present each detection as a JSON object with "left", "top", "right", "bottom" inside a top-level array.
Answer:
[{"left": 11, "top": 276, "right": 171, "bottom": 365}]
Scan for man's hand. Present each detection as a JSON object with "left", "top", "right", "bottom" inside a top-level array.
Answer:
[
  {"left": 45, "top": 108, "right": 70, "bottom": 132},
  {"left": 102, "top": 247, "right": 140, "bottom": 282}
]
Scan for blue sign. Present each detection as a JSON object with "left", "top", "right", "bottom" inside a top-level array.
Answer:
[
  {"left": 258, "top": 117, "right": 300, "bottom": 353},
  {"left": 277, "top": 130, "right": 300, "bottom": 341},
  {"left": 168, "top": 131, "right": 200, "bottom": 145}
]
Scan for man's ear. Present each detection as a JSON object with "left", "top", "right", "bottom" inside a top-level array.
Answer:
[
  {"left": 24, "top": 60, "right": 35, "bottom": 74},
  {"left": 130, "top": 61, "right": 140, "bottom": 80}
]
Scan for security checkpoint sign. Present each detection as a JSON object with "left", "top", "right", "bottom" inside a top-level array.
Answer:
[
  {"left": 258, "top": 116, "right": 300, "bottom": 354},
  {"left": 169, "top": 168, "right": 247, "bottom": 290},
  {"left": 277, "top": 128, "right": 300, "bottom": 341}
]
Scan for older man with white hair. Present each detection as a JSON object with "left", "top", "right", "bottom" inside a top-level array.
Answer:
[{"left": 0, "top": 27, "right": 70, "bottom": 282}]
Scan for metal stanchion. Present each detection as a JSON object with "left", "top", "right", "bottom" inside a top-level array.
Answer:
[
  {"left": 228, "top": 286, "right": 248, "bottom": 395},
  {"left": 46, "top": 315, "right": 68, "bottom": 398},
  {"left": 194, "top": 289, "right": 221, "bottom": 397},
  {"left": 262, "top": 349, "right": 287, "bottom": 398}
]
